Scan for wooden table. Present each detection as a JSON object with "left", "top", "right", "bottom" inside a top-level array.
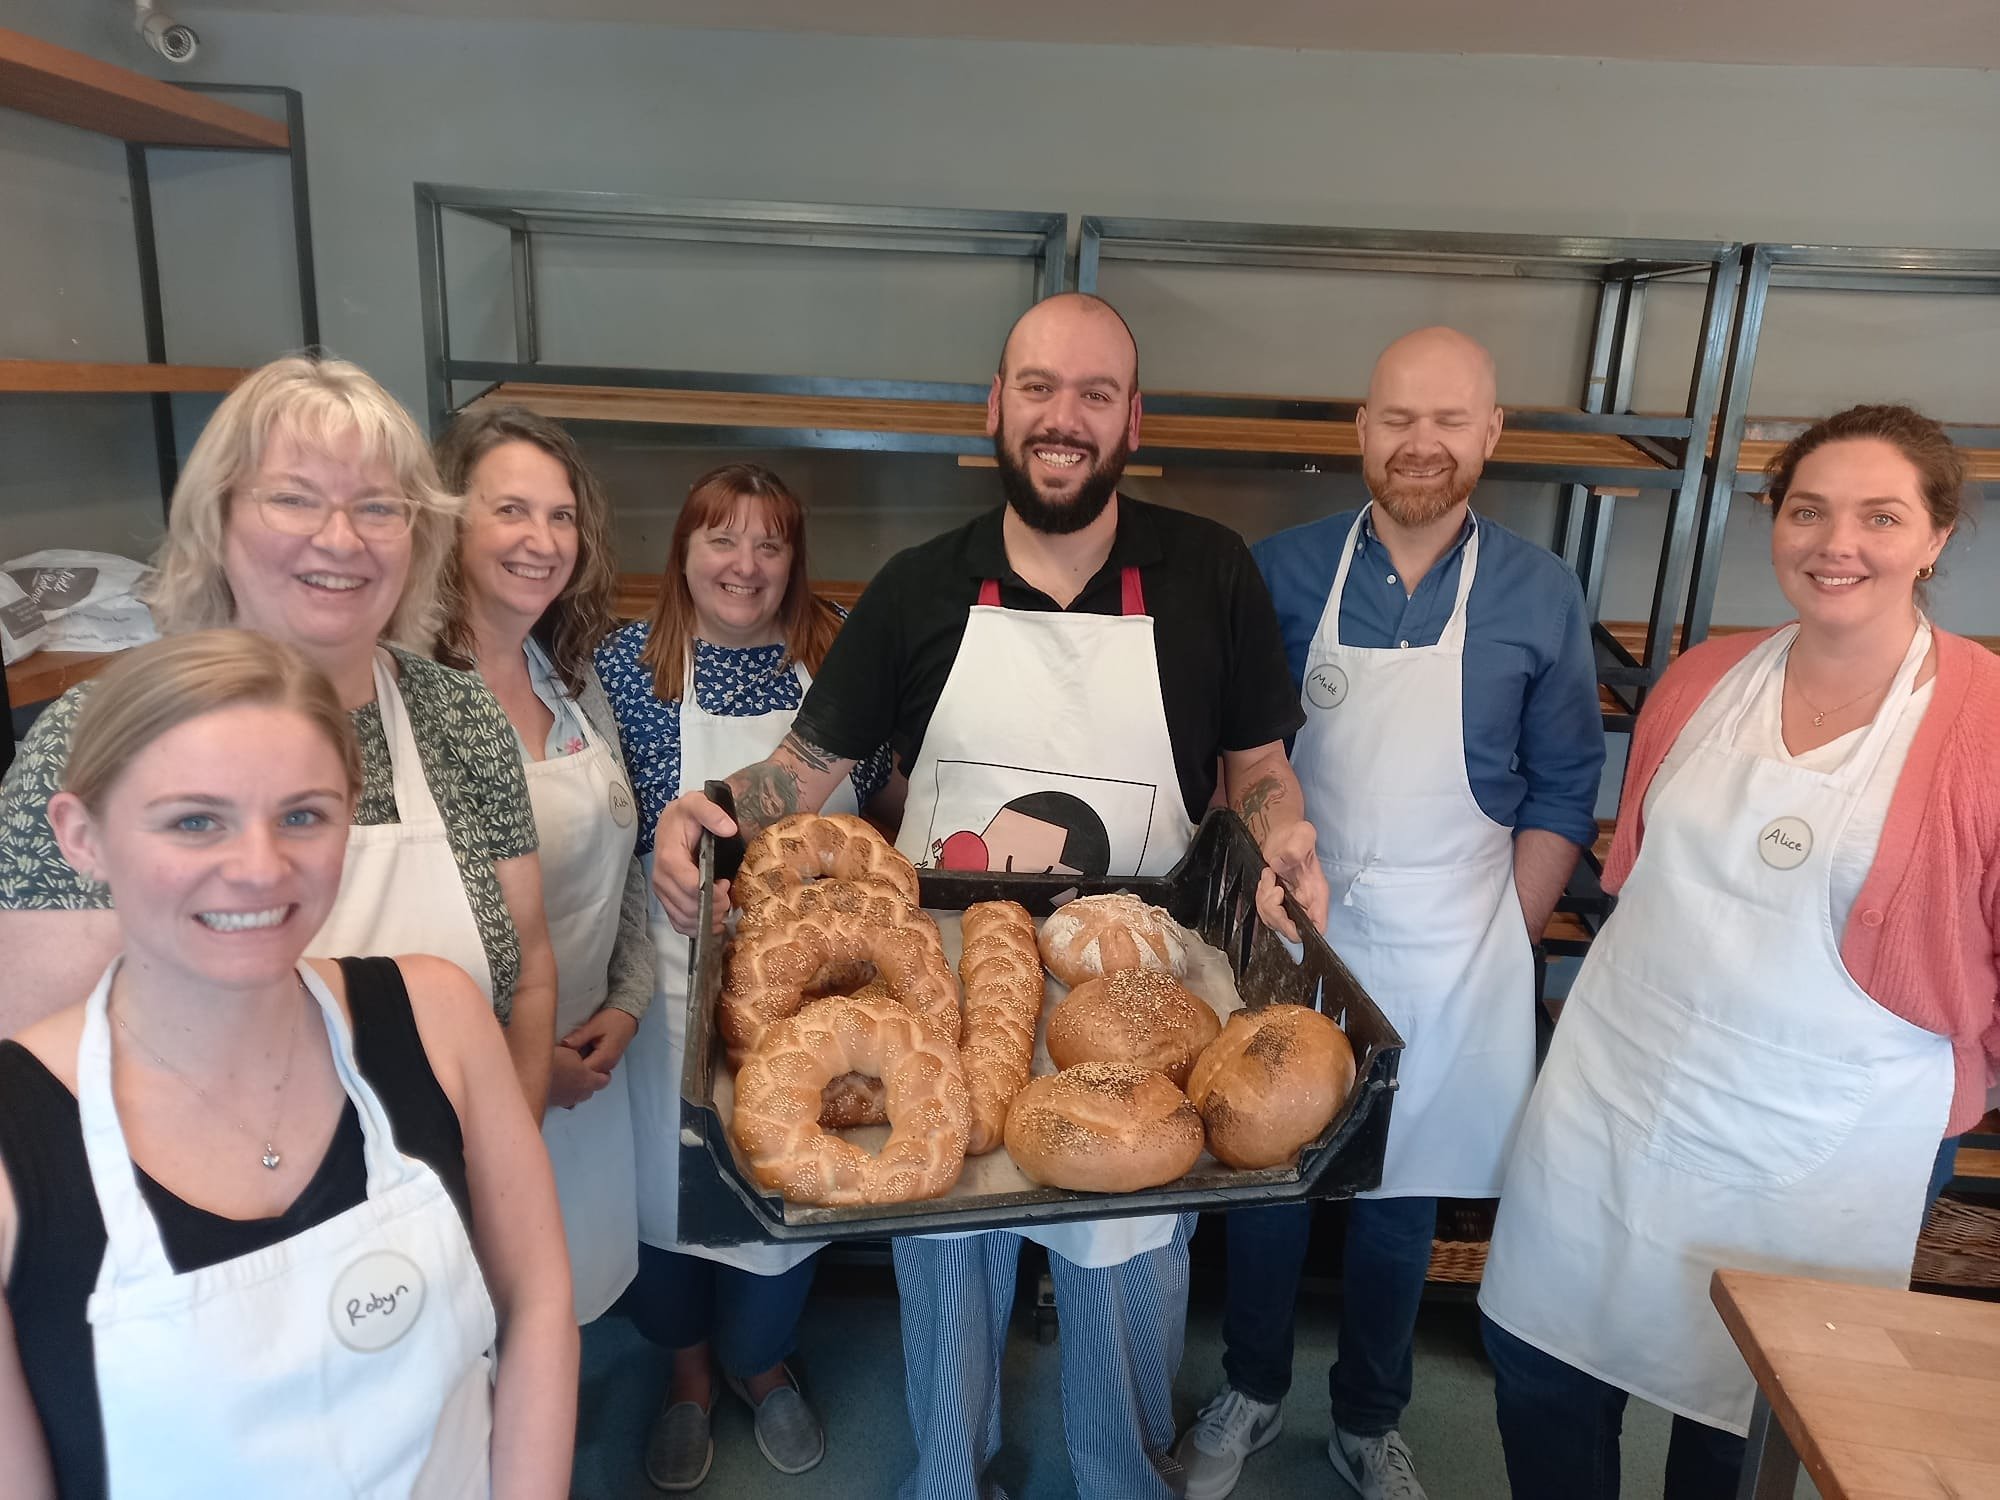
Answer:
[{"left": 1711, "top": 1268, "right": 2000, "bottom": 1499}]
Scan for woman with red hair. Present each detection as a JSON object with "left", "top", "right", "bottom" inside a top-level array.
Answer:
[{"left": 595, "top": 463, "right": 892, "bottom": 1492}]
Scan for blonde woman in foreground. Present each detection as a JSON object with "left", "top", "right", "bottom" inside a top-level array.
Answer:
[{"left": 0, "top": 630, "right": 577, "bottom": 1498}]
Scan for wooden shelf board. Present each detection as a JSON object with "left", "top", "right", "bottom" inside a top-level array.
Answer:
[
  {"left": 1736, "top": 434, "right": 2000, "bottom": 484},
  {"left": 474, "top": 383, "right": 1671, "bottom": 473},
  {"left": 6, "top": 648, "right": 115, "bottom": 705},
  {"left": 0, "top": 360, "right": 247, "bottom": 394},
  {"left": 0, "top": 28, "right": 288, "bottom": 149},
  {"left": 1603, "top": 619, "right": 2000, "bottom": 662}
]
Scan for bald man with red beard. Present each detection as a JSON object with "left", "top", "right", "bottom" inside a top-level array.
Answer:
[{"left": 1175, "top": 329, "right": 1605, "bottom": 1500}]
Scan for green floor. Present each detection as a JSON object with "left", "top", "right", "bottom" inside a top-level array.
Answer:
[{"left": 569, "top": 1249, "right": 1735, "bottom": 1499}]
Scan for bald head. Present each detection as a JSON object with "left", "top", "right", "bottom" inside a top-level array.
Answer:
[
  {"left": 998, "top": 293, "right": 1140, "bottom": 390},
  {"left": 1357, "top": 326, "right": 1504, "bottom": 528},
  {"left": 1367, "top": 326, "right": 1498, "bottom": 412}
]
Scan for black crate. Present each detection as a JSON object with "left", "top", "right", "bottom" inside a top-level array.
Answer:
[{"left": 676, "top": 798, "right": 1403, "bottom": 1245}]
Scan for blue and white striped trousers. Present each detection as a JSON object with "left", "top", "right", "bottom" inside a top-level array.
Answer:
[{"left": 892, "top": 1214, "right": 1195, "bottom": 1500}]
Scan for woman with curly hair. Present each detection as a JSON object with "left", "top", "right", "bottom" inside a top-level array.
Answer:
[{"left": 435, "top": 404, "right": 652, "bottom": 1325}]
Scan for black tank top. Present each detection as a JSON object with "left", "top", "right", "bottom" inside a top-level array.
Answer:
[{"left": 0, "top": 956, "right": 472, "bottom": 1499}]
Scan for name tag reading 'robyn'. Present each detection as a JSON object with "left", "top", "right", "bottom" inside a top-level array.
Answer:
[
  {"left": 329, "top": 1250, "right": 427, "bottom": 1353},
  {"left": 1758, "top": 816, "right": 1813, "bottom": 871}
]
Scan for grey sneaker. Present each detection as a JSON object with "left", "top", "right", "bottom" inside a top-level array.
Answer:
[
  {"left": 725, "top": 1369, "right": 826, "bottom": 1476},
  {"left": 1327, "top": 1424, "right": 1428, "bottom": 1500},
  {"left": 643, "top": 1398, "right": 713, "bottom": 1492},
  {"left": 1171, "top": 1386, "right": 1283, "bottom": 1500}
]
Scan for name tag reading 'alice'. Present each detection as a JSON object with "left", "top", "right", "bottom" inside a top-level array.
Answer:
[
  {"left": 1758, "top": 816, "right": 1813, "bottom": 871},
  {"left": 330, "top": 1250, "right": 427, "bottom": 1352}
]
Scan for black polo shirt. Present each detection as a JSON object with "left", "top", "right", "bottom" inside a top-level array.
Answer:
[{"left": 794, "top": 496, "right": 1306, "bottom": 819}]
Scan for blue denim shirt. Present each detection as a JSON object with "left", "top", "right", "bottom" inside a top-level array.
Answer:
[{"left": 1253, "top": 508, "right": 1604, "bottom": 848}]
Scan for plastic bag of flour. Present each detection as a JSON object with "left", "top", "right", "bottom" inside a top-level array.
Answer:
[{"left": 1, "top": 550, "right": 158, "bottom": 666}]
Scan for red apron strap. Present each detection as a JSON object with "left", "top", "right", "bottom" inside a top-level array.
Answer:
[
  {"left": 982, "top": 571, "right": 1142, "bottom": 612},
  {"left": 1120, "top": 565, "right": 1146, "bottom": 617}
]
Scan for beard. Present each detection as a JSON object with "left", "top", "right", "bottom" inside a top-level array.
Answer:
[
  {"left": 1365, "top": 452, "right": 1481, "bottom": 529},
  {"left": 993, "top": 421, "right": 1129, "bottom": 536}
]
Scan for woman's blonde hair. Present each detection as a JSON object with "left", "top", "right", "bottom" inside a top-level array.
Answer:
[
  {"left": 64, "top": 629, "right": 363, "bottom": 811},
  {"left": 432, "top": 405, "right": 621, "bottom": 695},
  {"left": 143, "top": 353, "right": 461, "bottom": 648}
]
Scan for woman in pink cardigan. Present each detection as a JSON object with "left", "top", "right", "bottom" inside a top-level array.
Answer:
[{"left": 1476, "top": 404, "right": 1998, "bottom": 1500}]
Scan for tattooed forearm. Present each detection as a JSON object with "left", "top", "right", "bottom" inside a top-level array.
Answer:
[
  {"left": 728, "top": 759, "right": 803, "bottom": 837},
  {"left": 777, "top": 731, "right": 841, "bottom": 775},
  {"left": 724, "top": 732, "right": 851, "bottom": 838},
  {"left": 1233, "top": 773, "right": 1286, "bottom": 843}
]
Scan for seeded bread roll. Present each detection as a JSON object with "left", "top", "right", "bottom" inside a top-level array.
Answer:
[
  {"left": 1185, "top": 1005, "right": 1355, "bottom": 1169},
  {"left": 1037, "top": 893, "right": 1191, "bottom": 988},
  {"left": 1003, "top": 1063, "right": 1204, "bottom": 1193},
  {"left": 1045, "top": 968, "right": 1221, "bottom": 1087}
]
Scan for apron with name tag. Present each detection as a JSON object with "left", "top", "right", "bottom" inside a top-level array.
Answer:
[
  {"left": 900, "top": 568, "right": 1193, "bottom": 1269},
  {"left": 522, "top": 640, "right": 642, "bottom": 1322},
  {"left": 81, "top": 959, "right": 498, "bottom": 1497},
  {"left": 1479, "top": 621, "right": 1953, "bottom": 1433},
  {"left": 1294, "top": 509, "right": 1534, "bottom": 1199},
  {"left": 308, "top": 650, "right": 493, "bottom": 1001},
  {"left": 628, "top": 660, "right": 850, "bottom": 1274}
]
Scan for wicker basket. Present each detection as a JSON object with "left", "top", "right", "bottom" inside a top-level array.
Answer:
[
  {"left": 1427, "top": 1200, "right": 1497, "bottom": 1284},
  {"left": 1912, "top": 1194, "right": 2000, "bottom": 1290}
]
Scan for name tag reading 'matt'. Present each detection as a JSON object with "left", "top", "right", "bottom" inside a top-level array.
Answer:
[
  {"left": 1757, "top": 816, "right": 1813, "bottom": 871},
  {"left": 329, "top": 1250, "right": 427, "bottom": 1353}
]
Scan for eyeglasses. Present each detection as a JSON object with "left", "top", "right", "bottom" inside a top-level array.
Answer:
[{"left": 250, "top": 488, "right": 416, "bottom": 541}]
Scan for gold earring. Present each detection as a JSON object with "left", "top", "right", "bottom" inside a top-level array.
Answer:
[{"left": 1916, "top": 564, "right": 1937, "bottom": 582}]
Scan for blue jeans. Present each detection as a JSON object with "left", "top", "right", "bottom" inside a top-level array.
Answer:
[
  {"left": 1483, "top": 1314, "right": 1744, "bottom": 1500},
  {"left": 620, "top": 1244, "right": 817, "bottom": 1378},
  {"left": 1222, "top": 1195, "right": 1439, "bottom": 1435}
]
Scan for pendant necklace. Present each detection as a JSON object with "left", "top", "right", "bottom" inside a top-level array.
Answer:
[{"left": 114, "top": 972, "right": 308, "bottom": 1170}]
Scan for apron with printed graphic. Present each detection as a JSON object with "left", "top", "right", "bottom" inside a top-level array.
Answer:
[
  {"left": 308, "top": 650, "right": 493, "bottom": 1000},
  {"left": 901, "top": 566, "right": 1194, "bottom": 1269},
  {"left": 1479, "top": 622, "right": 1953, "bottom": 1433},
  {"left": 629, "top": 661, "right": 849, "bottom": 1273},
  {"left": 1295, "top": 509, "right": 1534, "bottom": 1198},
  {"left": 82, "top": 959, "right": 498, "bottom": 1497},
  {"left": 522, "top": 640, "right": 642, "bottom": 1322}
]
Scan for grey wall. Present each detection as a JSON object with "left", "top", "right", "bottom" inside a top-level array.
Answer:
[{"left": 4, "top": 6, "right": 1999, "bottom": 641}]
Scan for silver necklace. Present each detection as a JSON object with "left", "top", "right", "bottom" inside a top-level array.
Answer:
[{"left": 114, "top": 973, "right": 309, "bottom": 1170}]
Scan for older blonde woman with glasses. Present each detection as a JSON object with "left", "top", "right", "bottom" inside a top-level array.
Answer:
[{"left": 0, "top": 354, "right": 560, "bottom": 1117}]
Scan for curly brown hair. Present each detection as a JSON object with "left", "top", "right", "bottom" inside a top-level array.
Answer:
[{"left": 432, "top": 405, "right": 620, "bottom": 695}]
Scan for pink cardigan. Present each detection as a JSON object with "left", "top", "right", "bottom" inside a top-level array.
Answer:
[{"left": 1608, "top": 626, "right": 2000, "bottom": 1134}]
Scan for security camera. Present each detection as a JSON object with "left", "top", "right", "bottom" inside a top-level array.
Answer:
[{"left": 134, "top": 1, "right": 199, "bottom": 63}]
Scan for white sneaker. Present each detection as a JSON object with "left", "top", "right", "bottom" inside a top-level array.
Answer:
[
  {"left": 1327, "top": 1424, "right": 1428, "bottom": 1500},
  {"left": 1171, "top": 1385, "right": 1284, "bottom": 1500}
]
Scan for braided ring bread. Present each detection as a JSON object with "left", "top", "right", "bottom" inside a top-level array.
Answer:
[
  {"left": 735, "top": 813, "right": 920, "bottom": 912},
  {"left": 722, "top": 898, "right": 957, "bottom": 1065},
  {"left": 731, "top": 993, "right": 971, "bottom": 1205}
]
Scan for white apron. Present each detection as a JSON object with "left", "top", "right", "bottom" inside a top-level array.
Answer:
[
  {"left": 1479, "top": 622, "right": 1954, "bottom": 1434},
  {"left": 900, "top": 566, "right": 1194, "bottom": 1270},
  {"left": 522, "top": 641, "right": 641, "bottom": 1323},
  {"left": 1295, "top": 510, "right": 1534, "bottom": 1199},
  {"left": 81, "top": 959, "right": 497, "bottom": 1497},
  {"left": 629, "top": 660, "right": 850, "bottom": 1273},
  {"left": 309, "top": 650, "right": 493, "bottom": 1000}
]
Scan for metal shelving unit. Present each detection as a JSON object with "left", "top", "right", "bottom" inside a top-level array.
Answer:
[
  {"left": 1074, "top": 216, "right": 1746, "bottom": 739},
  {"left": 1686, "top": 242, "right": 2000, "bottom": 654},
  {"left": 414, "top": 185, "right": 1067, "bottom": 446},
  {"left": 1, "top": 28, "right": 319, "bottom": 771}
]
